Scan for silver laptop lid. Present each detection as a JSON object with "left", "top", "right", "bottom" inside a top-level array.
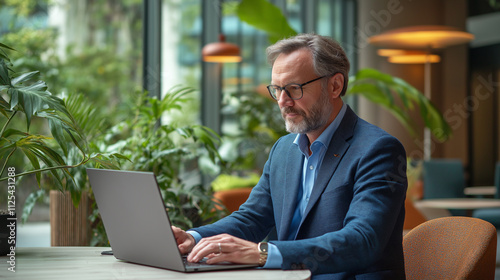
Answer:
[
  {"left": 87, "top": 168, "right": 186, "bottom": 271},
  {"left": 87, "top": 168, "right": 257, "bottom": 272}
]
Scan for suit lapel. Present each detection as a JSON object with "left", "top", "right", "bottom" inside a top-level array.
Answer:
[
  {"left": 300, "top": 106, "right": 358, "bottom": 226},
  {"left": 278, "top": 142, "right": 304, "bottom": 240}
]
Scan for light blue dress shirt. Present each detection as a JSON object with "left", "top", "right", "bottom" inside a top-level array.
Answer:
[{"left": 188, "top": 103, "right": 347, "bottom": 269}]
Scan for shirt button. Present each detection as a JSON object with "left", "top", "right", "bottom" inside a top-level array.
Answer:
[{"left": 309, "top": 165, "right": 314, "bottom": 170}]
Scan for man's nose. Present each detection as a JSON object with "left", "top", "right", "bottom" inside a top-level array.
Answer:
[{"left": 277, "top": 89, "right": 294, "bottom": 106}]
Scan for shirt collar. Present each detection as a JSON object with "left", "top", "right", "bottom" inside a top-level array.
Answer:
[{"left": 293, "top": 103, "right": 347, "bottom": 155}]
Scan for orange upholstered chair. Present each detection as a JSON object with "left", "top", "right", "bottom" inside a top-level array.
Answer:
[
  {"left": 403, "top": 216, "right": 497, "bottom": 280},
  {"left": 213, "top": 188, "right": 253, "bottom": 213}
]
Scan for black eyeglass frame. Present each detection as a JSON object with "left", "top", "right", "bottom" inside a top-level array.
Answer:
[{"left": 266, "top": 75, "right": 328, "bottom": 101}]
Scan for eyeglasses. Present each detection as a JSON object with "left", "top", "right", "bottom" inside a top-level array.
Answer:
[{"left": 266, "top": 76, "right": 327, "bottom": 101}]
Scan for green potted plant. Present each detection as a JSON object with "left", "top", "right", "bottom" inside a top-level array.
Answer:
[
  {"left": 97, "top": 87, "right": 227, "bottom": 239},
  {"left": 0, "top": 43, "right": 124, "bottom": 248}
]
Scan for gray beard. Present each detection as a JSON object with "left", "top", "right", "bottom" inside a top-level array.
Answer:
[{"left": 282, "top": 93, "right": 332, "bottom": 134}]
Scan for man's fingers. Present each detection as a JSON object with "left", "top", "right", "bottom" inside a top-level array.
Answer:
[
  {"left": 171, "top": 226, "right": 195, "bottom": 254},
  {"left": 188, "top": 241, "right": 220, "bottom": 262},
  {"left": 187, "top": 235, "right": 258, "bottom": 264},
  {"left": 205, "top": 252, "right": 230, "bottom": 264}
]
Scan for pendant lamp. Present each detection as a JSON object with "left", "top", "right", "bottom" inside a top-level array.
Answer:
[
  {"left": 368, "top": 25, "right": 474, "bottom": 49},
  {"left": 202, "top": 34, "right": 242, "bottom": 63},
  {"left": 377, "top": 49, "right": 441, "bottom": 64}
]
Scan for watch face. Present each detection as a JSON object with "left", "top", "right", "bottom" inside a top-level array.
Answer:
[{"left": 259, "top": 242, "right": 268, "bottom": 253}]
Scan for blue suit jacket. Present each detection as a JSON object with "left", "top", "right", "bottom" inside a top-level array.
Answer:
[{"left": 194, "top": 106, "right": 407, "bottom": 279}]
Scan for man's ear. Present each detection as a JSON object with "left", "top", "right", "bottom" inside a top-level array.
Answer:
[{"left": 328, "top": 73, "right": 344, "bottom": 98}]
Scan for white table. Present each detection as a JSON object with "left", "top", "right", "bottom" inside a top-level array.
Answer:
[
  {"left": 0, "top": 247, "right": 311, "bottom": 280},
  {"left": 464, "top": 186, "right": 496, "bottom": 196},
  {"left": 414, "top": 198, "right": 500, "bottom": 219}
]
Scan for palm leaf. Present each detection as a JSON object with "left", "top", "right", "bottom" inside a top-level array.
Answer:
[
  {"left": 160, "top": 86, "right": 194, "bottom": 112},
  {"left": 1, "top": 128, "right": 27, "bottom": 139},
  {"left": 0, "top": 42, "right": 128, "bottom": 218},
  {"left": 0, "top": 96, "right": 10, "bottom": 117},
  {"left": 236, "top": 0, "right": 297, "bottom": 43},
  {"left": 63, "top": 92, "right": 105, "bottom": 139},
  {"left": 11, "top": 71, "right": 39, "bottom": 86},
  {"left": 0, "top": 43, "right": 14, "bottom": 50},
  {"left": 0, "top": 59, "right": 11, "bottom": 86},
  {"left": 22, "top": 148, "right": 42, "bottom": 185},
  {"left": 347, "top": 68, "right": 452, "bottom": 142},
  {"left": 21, "top": 189, "right": 46, "bottom": 223},
  {"left": 9, "top": 134, "right": 71, "bottom": 191},
  {"left": 8, "top": 79, "right": 71, "bottom": 129},
  {"left": 20, "top": 148, "right": 66, "bottom": 191}
]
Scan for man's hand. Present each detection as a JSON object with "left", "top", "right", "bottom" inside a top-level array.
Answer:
[
  {"left": 187, "top": 234, "right": 260, "bottom": 265},
  {"left": 171, "top": 226, "right": 196, "bottom": 254}
]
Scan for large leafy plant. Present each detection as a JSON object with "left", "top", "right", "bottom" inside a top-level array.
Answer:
[{"left": 0, "top": 43, "right": 123, "bottom": 212}]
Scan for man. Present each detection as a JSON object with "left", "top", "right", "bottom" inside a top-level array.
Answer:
[{"left": 173, "top": 33, "right": 407, "bottom": 279}]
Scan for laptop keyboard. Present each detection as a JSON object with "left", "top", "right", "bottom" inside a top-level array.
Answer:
[{"left": 182, "top": 256, "right": 210, "bottom": 267}]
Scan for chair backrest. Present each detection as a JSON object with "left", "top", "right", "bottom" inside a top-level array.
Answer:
[
  {"left": 403, "top": 216, "right": 497, "bottom": 280},
  {"left": 423, "top": 159, "right": 466, "bottom": 199}
]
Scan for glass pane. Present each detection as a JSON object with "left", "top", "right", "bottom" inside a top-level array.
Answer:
[
  {"left": 317, "top": 0, "right": 343, "bottom": 41},
  {"left": 0, "top": 1, "right": 143, "bottom": 117},
  {"left": 287, "top": 0, "right": 302, "bottom": 33},
  {"left": 162, "top": 0, "right": 202, "bottom": 125}
]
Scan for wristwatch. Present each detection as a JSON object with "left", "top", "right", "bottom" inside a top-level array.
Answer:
[{"left": 257, "top": 242, "right": 268, "bottom": 267}]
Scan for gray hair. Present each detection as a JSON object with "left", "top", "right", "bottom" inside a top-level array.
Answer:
[{"left": 266, "top": 33, "right": 350, "bottom": 96}]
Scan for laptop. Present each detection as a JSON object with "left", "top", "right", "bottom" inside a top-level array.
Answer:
[{"left": 87, "top": 168, "right": 257, "bottom": 272}]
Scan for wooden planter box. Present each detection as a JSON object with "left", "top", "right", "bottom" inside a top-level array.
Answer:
[{"left": 50, "top": 190, "right": 91, "bottom": 246}]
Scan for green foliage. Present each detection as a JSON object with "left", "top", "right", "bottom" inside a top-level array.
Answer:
[
  {"left": 102, "top": 87, "right": 227, "bottom": 231},
  {"left": 1, "top": 28, "right": 57, "bottom": 59},
  {"left": 211, "top": 89, "right": 287, "bottom": 192},
  {"left": 0, "top": 0, "right": 43, "bottom": 16},
  {"left": 212, "top": 173, "right": 260, "bottom": 192},
  {"left": 0, "top": 42, "right": 83, "bottom": 185},
  {"left": 347, "top": 68, "right": 452, "bottom": 141},
  {"left": 20, "top": 188, "right": 44, "bottom": 223},
  {"left": 89, "top": 205, "right": 109, "bottom": 247},
  {"left": 0, "top": 0, "right": 143, "bottom": 124},
  {"left": 60, "top": 92, "right": 126, "bottom": 200},
  {"left": 56, "top": 46, "right": 141, "bottom": 114},
  {"left": 0, "top": 43, "right": 126, "bottom": 223},
  {"left": 236, "top": 0, "right": 297, "bottom": 44},
  {"left": 56, "top": 91, "right": 128, "bottom": 245},
  {"left": 1, "top": 29, "right": 142, "bottom": 119},
  {"left": 221, "top": 90, "right": 286, "bottom": 173}
]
